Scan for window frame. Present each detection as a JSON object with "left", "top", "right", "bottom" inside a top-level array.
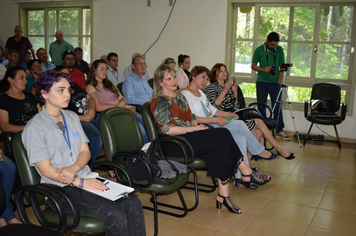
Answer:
[
  {"left": 19, "top": 0, "right": 92, "bottom": 64},
  {"left": 225, "top": 0, "right": 356, "bottom": 115}
]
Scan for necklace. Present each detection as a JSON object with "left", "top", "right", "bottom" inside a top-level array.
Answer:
[{"left": 48, "top": 112, "right": 65, "bottom": 133}]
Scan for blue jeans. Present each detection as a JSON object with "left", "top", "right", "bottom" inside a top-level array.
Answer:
[
  {"left": 81, "top": 116, "right": 102, "bottom": 164},
  {"left": 0, "top": 155, "right": 16, "bottom": 221},
  {"left": 256, "top": 81, "right": 285, "bottom": 133},
  {"left": 135, "top": 114, "right": 148, "bottom": 144},
  {"left": 59, "top": 186, "right": 145, "bottom": 236},
  {"left": 211, "top": 119, "right": 265, "bottom": 178}
]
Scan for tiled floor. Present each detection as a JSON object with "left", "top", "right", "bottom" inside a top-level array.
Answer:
[
  {"left": 137, "top": 138, "right": 356, "bottom": 236},
  {"left": 19, "top": 138, "right": 356, "bottom": 236}
]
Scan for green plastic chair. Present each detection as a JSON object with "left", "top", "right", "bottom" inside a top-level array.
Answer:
[
  {"left": 141, "top": 102, "right": 217, "bottom": 194},
  {"left": 12, "top": 132, "right": 106, "bottom": 235},
  {"left": 99, "top": 107, "right": 192, "bottom": 236}
]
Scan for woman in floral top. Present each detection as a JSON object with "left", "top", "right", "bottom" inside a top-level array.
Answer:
[{"left": 150, "top": 64, "right": 271, "bottom": 214}]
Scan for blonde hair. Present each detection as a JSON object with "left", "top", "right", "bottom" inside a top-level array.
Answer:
[{"left": 152, "top": 64, "right": 176, "bottom": 97}]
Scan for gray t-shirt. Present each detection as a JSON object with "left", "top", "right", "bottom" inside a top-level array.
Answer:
[{"left": 22, "top": 108, "right": 91, "bottom": 187}]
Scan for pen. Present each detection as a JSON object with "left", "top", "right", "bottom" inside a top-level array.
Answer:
[{"left": 104, "top": 181, "right": 109, "bottom": 186}]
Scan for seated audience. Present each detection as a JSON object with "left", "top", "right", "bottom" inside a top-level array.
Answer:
[
  {"left": 176, "top": 54, "right": 190, "bottom": 89},
  {"left": 162, "top": 57, "right": 176, "bottom": 69},
  {"left": 55, "top": 66, "right": 102, "bottom": 164},
  {"left": 0, "top": 46, "right": 9, "bottom": 66},
  {"left": 86, "top": 59, "right": 148, "bottom": 144},
  {"left": 26, "top": 59, "right": 43, "bottom": 95},
  {"left": 151, "top": 64, "right": 271, "bottom": 214},
  {"left": 73, "top": 47, "right": 89, "bottom": 75},
  {"left": 0, "top": 150, "right": 22, "bottom": 226},
  {"left": 181, "top": 65, "right": 276, "bottom": 188},
  {"left": 62, "top": 50, "right": 86, "bottom": 89},
  {"left": 122, "top": 54, "right": 153, "bottom": 105},
  {"left": 123, "top": 53, "right": 150, "bottom": 81},
  {"left": 107, "top": 52, "right": 125, "bottom": 85},
  {"left": 204, "top": 63, "right": 295, "bottom": 160},
  {"left": 5, "top": 50, "right": 26, "bottom": 70},
  {"left": 0, "top": 67, "right": 41, "bottom": 133},
  {"left": 22, "top": 70, "right": 146, "bottom": 236},
  {"left": 36, "top": 48, "right": 55, "bottom": 72}
]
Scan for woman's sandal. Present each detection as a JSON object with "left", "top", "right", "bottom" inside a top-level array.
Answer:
[
  {"left": 241, "top": 170, "right": 271, "bottom": 185},
  {"left": 216, "top": 194, "right": 241, "bottom": 214}
]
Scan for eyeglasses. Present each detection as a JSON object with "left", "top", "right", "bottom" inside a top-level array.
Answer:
[{"left": 268, "top": 42, "right": 278, "bottom": 47}]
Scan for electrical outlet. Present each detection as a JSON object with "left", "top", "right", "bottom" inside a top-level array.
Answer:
[
  {"left": 147, "top": 0, "right": 151, "bottom": 7},
  {"left": 169, "top": 0, "right": 173, "bottom": 6}
]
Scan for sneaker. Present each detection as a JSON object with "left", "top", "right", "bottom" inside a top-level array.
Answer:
[{"left": 276, "top": 132, "right": 290, "bottom": 141}]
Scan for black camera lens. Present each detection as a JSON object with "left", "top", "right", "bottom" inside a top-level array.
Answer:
[{"left": 270, "top": 65, "right": 276, "bottom": 75}]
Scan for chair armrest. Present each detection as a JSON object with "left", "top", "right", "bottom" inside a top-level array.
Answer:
[
  {"left": 90, "top": 160, "right": 133, "bottom": 187},
  {"left": 153, "top": 137, "right": 189, "bottom": 165},
  {"left": 304, "top": 101, "right": 309, "bottom": 118},
  {"left": 112, "top": 151, "right": 155, "bottom": 188},
  {"left": 249, "top": 102, "right": 272, "bottom": 118},
  {"left": 341, "top": 103, "right": 347, "bottom": 121},
  {"left": 14, "top": 184, "right": 69, "bottom": 232},
  {"left": 160, "top": 135, "right": 196, "bottom": 165}
]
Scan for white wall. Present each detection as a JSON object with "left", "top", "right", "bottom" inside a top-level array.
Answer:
[{"left": 0, "top": 0, "right": 355, "bottom": 141}]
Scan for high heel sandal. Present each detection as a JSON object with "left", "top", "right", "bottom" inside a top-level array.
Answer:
[
  {"left": 277, "top": 151, "right": 295, "bottom": 160},
  {"left": 216, "top": 194, "right": 241, "bottom": 214},
  {"left": 252, "top": 152, "right": 277, "bottom": 161},
  {"left": 241, "top": 170, "right": 271, "bottom": 185},
  {"left": 235, "top": 178, "right": 258, "bottom": 189}
]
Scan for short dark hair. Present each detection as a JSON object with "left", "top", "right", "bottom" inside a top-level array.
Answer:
[
  {"left": 1, "top": 67, "right": 26, "bottom": 93},
  {"left": 8, "top": 49, "right": 19, "bottom": 56},
  {"left": 177, "top": 54, "right": 189, "bottom": 66},
  {"left": 267, "top": 32, "right": 280, "bottom": 42},
  {"left": 35, "top": 70, "right": 72, "bottom": 102},
  {"left": 27, "top": 59, "right": 41, "bottom": 70},
  {"left": 189, "top": 66, "right": 210, "bottom": 82},
  {"left": 61, "top": 50, "right": 75, "bottom": 59},
  {"left": 24, "top": 51, "right": 31, "bottom": 57},
  {"left": 74, "top": 47, "right": 83, "bottom": 54},
  {"left": 36, "top": 47, "right": 46, "bottom": 57},
  {"left": 107, "top": 52, "right": 118, "bottom": 61}
]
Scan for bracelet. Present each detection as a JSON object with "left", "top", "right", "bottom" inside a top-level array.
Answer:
[
  {"left": 69, "top": 175, "right": 78, "bottom": 186},
  {"left": 81, "top": 178, "right": 84, "bottom": 189},
  {"left": 194, "top": 126, "right": 196, "bottom": 131}
]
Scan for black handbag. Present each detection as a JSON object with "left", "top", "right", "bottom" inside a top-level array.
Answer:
[{"left": 234, "top": 107, "right": 263, "bottom": 121}]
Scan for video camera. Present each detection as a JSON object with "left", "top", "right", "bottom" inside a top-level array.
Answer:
[{"left": 279, "top": 63, "right": 293, "bottom": 72}]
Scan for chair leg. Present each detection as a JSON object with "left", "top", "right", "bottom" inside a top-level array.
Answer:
[
  {"left": 304, "top": 123, "right": 314, "bottom": 147},
  {"left": 184, "top": 172, "right": 217, "bottom": 193},
  {"left": 333, "top": 125, "right": 342, "bottom": 149}
]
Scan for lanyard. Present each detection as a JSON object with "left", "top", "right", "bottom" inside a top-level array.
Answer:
[
  {"left": 109, "top": 68, "right": 119, "bottom": 82},
  {"left": 61, "top": 114, "right": 73, "bottom": 159}
]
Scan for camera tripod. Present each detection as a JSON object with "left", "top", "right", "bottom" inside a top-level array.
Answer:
[{"left": 272, "top": 65, "right": 302, "bottom": 148}]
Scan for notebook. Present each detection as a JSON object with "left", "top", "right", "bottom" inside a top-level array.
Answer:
[{"left": 83, "top": 172, "right": 134, "bottom": 201}]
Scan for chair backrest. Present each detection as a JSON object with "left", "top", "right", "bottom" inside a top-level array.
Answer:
[
  {"left": 311, "top": 82, "right": 341, "bottom": 112},
  {"left": 13, "top": 132, "right": 41, "bottom": 186},
  {"left": 147, "top": 78, "right": 154, "bottom": 89},
  {"left": 142, "top": 102, "right": 160, "bottom": 142},
  {"left": 117, "top": 82, "right": 124, "bottom": 95},
  {"left": 100, "top": 107, "right": 144, "bottom": 161}
]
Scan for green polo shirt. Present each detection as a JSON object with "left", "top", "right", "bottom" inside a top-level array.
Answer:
[{"left": 252, "top": 43, "right": 285, "bottom": 83}]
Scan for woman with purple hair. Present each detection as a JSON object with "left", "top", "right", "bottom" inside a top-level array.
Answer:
[{"left": 21, "top": 70, "right": 146, "bottom": 236}]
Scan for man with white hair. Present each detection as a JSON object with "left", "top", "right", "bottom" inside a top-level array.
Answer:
[{"left": 4, "top": 25, "right": 36, "bottom": 63}]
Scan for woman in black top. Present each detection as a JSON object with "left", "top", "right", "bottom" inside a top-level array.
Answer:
[{"left": 0, "top": 67, "right": 41, "bottom": 133}]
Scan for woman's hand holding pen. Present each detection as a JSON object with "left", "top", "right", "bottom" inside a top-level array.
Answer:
[{"left": 83, "top": 178, "right": 109, "bottom": 192}]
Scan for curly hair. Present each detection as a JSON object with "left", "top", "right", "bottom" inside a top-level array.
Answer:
[{"left": 35, "top": 70, "right": 72, "bottom": 102}]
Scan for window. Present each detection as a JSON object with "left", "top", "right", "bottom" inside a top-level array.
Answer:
[
  {"left": 20, "top": 1, "right": 92, "bottom": 63},
  {"left": 227, "top": 2, "right": 354, "bottom": 112}
]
